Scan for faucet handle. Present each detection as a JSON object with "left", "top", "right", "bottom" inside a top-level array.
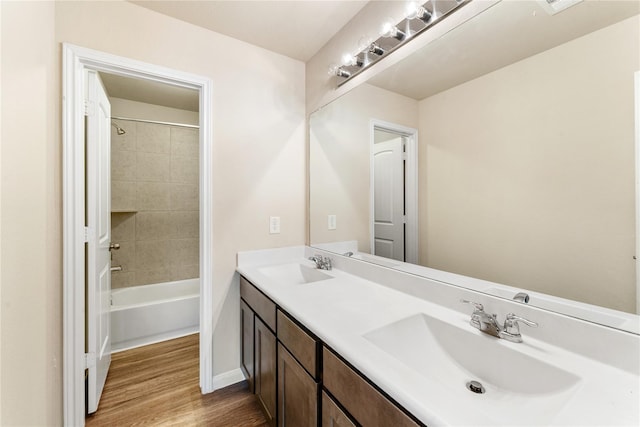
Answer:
[
  {"left": 504, "top": 313, "right": 538, "bottom": 329},
  {"left": 500, "top": 313, "right": 538, "bottom": 343},
  {"left": 460, "top": 299, "right": 484, "bottom": 312}
]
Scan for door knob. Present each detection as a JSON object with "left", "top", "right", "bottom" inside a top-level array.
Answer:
[{"left": 109, "top": 243, "right": 120, "bottom": 251}]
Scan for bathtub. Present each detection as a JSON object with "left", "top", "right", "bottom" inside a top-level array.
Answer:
[{"left": 111, "top": 279, "right": 199, "bottom": 352}]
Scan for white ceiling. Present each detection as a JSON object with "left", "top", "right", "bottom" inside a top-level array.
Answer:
[
  {"left": 100, "top": 73, "right": 200, "bottom": 111},
  {"left": 104, "top": 1, "right": 368, "bottom": 112},
  {"left": 130, "top": 0, "right": 369, "bottom": 62}
]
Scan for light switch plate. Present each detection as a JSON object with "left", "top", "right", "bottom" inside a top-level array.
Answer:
[
  {"left": 328, "top": 214, "right": 337, "bottom": 230},
  {"left": 270, "top": 216, "right": 281, "bottom": 234}
]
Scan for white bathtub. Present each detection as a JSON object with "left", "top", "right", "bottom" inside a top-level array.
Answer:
[{"left": 111, "top": 279, "right": 199, "bottom": 352}]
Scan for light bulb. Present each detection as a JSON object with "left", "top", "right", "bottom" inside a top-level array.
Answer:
[
  {"left": 328, "top": 63, "right": 340, "bottom": 77},
  {"left": 328, "top": 63, "right": 351, "bottom": 78},
  {"left": 406, "top": 2, "right": 432, "bottom": 23},
  {"left": 405, "top": 2, "right": 421, "bottom": 19},
  {"left": 380, "top": 17, "right": 406, "bottom": 41},
  {"left": 341, "top": 52, "right": 363, "bottom": 68},
  {"left": 341, "top": 53, "right": 356, "bottom": 67}
]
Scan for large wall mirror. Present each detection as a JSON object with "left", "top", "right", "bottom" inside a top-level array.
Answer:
[{"left": 310, "top": 0, "right": 640, "bottom": 333}]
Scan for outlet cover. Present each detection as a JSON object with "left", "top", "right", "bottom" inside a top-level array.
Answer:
[
  {"left": 328, "top": 214, "right": 337, "bottom": 230},
  {"left": 269, "top": 216, "right": 281, "bottom": 234}
]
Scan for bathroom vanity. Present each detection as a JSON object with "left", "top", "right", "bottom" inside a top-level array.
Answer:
[{"left": 237, "top": 246, "right": 640, "bottom": 427}]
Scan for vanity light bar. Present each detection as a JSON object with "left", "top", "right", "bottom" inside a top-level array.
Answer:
[{"left": 330, "top": 0, "right": 471, "bottom": 86}]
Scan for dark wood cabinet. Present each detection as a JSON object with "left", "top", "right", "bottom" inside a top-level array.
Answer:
[
  {"left": 323, "top": 347, "right": 420, "bottom": 427},
  {"left": 277, "top": 343, "right": 318, "bottom": 427},
  {"left": 240, "top": 299, "right": 254, "bottom": 392},
  {"left": 255, "top": 317, "right": 277, "bottom": 427},
  {"left": 239, "top": 274, "right": 423, "bottom": 427},
  {"left": 321, "top": 391, "right": 356, "bottom": 427}
]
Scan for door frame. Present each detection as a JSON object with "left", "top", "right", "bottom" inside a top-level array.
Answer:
[
  {"left": 633, "top": 71, "right": 640, "bottom": 314},
  {"left": 62, "top": 43, "right": 215, "bottom": 426},
  {"left": 369, "top": 119, "right": 418, "bottom": 264}
]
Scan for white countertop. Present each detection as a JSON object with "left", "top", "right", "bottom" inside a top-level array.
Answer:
[{"left": 237, "top": 247, "right": 640, "bottom": 426}]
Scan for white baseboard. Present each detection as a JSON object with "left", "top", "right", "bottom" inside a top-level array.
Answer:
[
  {"left": 111, "top": 328, "right": 199, "bottom": 354},
  {"left": 212, "top": 368, "right": 246, "bottom": 390}
]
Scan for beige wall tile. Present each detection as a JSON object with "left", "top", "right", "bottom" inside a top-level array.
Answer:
[
  {"left": 111, "top": 240, "right": 135, "bottom": 272},
  {"left": 111, "top": 149, "right": 137, "bottom": 181},
  {"left": 170, "top": 155, "right": 199, "bottom": 184},
  {"left": 111, "top": 121, "right": 136, "bottom": 152},
  {"left": 111, "top": 271, "right": 135, "bottom": 289},
  {"left": 136, "top": 211, "right": 170, "bottom": 241},
  {"left": 172, "top": 238, "right": 199, "bottom": 266},
  {"left": 137, "top": 122, "right": 170, "bottom": 153},
  {"left": 134, "top": 267, "right": 173, "bottom": 286},
  {"left": 136, "top": 152, "right": 170, "bottom": 182},
  {"left": 135, "top": 240, "right": 172, "bottom": 271},
  {"left": 170, "top": 183, "right": 199, "bottom": 210},
  {"left": 169, "top": 211, "right": 199, "bottom": 239},
  {"left": 112, "top": 180, "right": 136, "bottom": 211},
  {"left": 171, "top": 127, "right": 198, "bottom": 158},
  {"left": 111, "top": 212, "right": 136, "bottom": 242},
  {"left": 172, "top": 264, "right": 199, "bottom": 281},
  {"left": 136, "top": 182, "right": 171, "bottom": 211}
]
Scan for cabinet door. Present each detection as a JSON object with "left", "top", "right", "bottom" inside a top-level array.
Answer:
[
  {"left": 322, "top": 391, "right": 355, "bottom": 427},
  {"left": 277, "top": 343, "right": 318, "bottom": 427},
  {"left": 256, "top": 317, "right": 277, "bottom": 427},
  {"left": 240, "top": 299, "right": 254, "bottom": 392}
]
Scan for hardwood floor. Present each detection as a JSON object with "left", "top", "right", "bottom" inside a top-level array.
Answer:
[{"left": 86, "top": 334, "right": 268, "bottom": 426}]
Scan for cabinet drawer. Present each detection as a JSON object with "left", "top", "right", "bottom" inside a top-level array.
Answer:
[
  {"left": 321, "top": 391, "right": 355, "bottom": 427},
  {"left": 277, "top": 310, "right": 318, "bottom": 379},
  {"left": 323, "top": 347, "right": 420, "bottom": 427},
  {"left": 240, "top": 275, "right": 276, "bottom": 331}
]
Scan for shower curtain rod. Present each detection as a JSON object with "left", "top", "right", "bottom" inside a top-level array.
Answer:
[{"left": 111, "top": 115, "right": 200, "bottom": 129}]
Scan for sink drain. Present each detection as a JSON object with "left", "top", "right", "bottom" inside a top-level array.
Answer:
[{"left": 466, "top": 380, "right": 485, "bottom": 394}]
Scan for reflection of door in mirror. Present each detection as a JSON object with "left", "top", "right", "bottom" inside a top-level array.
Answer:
[
  {"left": 372, "top": 129, "right": 405, "bottom": 261},
  {"left": 309, "top": 0, "right": 640, "bottom": 330}
]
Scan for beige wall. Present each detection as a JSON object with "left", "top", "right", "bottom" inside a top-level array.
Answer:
[
  {"left": 419, "top": 15, "right": 639, "bottom": 312},
  {"left": 310, "top": 83, "right": 418, "bottom": 251},
  {"left": 110, "top": 119, "right": 200, "bottom": 288},
  {"left": 1, "top": 1, "right": 61, "bottom": 425},
  {"left": 1, "top": 0, "right": 305, "bottom": 424}
]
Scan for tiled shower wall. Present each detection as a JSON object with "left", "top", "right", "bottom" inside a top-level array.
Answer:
[{"left": 110, "top": 119, "right": 199, "bottom": 288}]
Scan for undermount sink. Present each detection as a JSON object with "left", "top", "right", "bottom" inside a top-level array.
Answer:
[
  {"left": 364, "top": 313, "right": 582, "bottom": 425},
  {"left": 257, "top": 262, "right": 333, "bottom": 285}
]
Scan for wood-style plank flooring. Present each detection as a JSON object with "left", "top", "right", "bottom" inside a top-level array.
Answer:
[{"left": 86, "top": 334, "right": 268, "bottom": 426}]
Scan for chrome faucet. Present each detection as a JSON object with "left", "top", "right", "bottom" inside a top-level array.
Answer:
[
  {"left": 461, "top": 300, "right": 501, "bottom": 337},
  {"left": 500, "top": 313, "right": 538, "bottom": 343},
  {"left": 309, "top": 254, "right": 332, "bottom": 270},
  {"left": 513, "top": 292, "right": 530, "bottom": 303},
  {"left": 461, "top": 300, "right": 538, "bottom": 343}
]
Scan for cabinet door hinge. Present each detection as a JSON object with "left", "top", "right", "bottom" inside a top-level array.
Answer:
[
  {"left": 84, "top": 100, "right": 95, "bottom": 117},
  {"left": 83, "top": 226, "right": 90, "bottom": 243},
  {"left": 84, "top": 352, "right": 96, "bottom": 370}
]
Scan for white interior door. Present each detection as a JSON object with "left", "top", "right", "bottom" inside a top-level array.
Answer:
[
  {"left": 373, "top": 137, "right": 405, "bottom": 261},
  {"left": 86, "top": 70, "right": 112, "bottom": 414}
]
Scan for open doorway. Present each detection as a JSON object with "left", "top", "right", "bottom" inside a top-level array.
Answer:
[
  {"left": 62, "top": 44, "right": 214, "bottom": 427},
  {"left": 369, "top": 120, "right": 418, "bottom": 264}
]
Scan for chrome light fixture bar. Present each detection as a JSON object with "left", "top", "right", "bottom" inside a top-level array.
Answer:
[{"left": 329, "top": 0, "right": 470, "bottom": 85}]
